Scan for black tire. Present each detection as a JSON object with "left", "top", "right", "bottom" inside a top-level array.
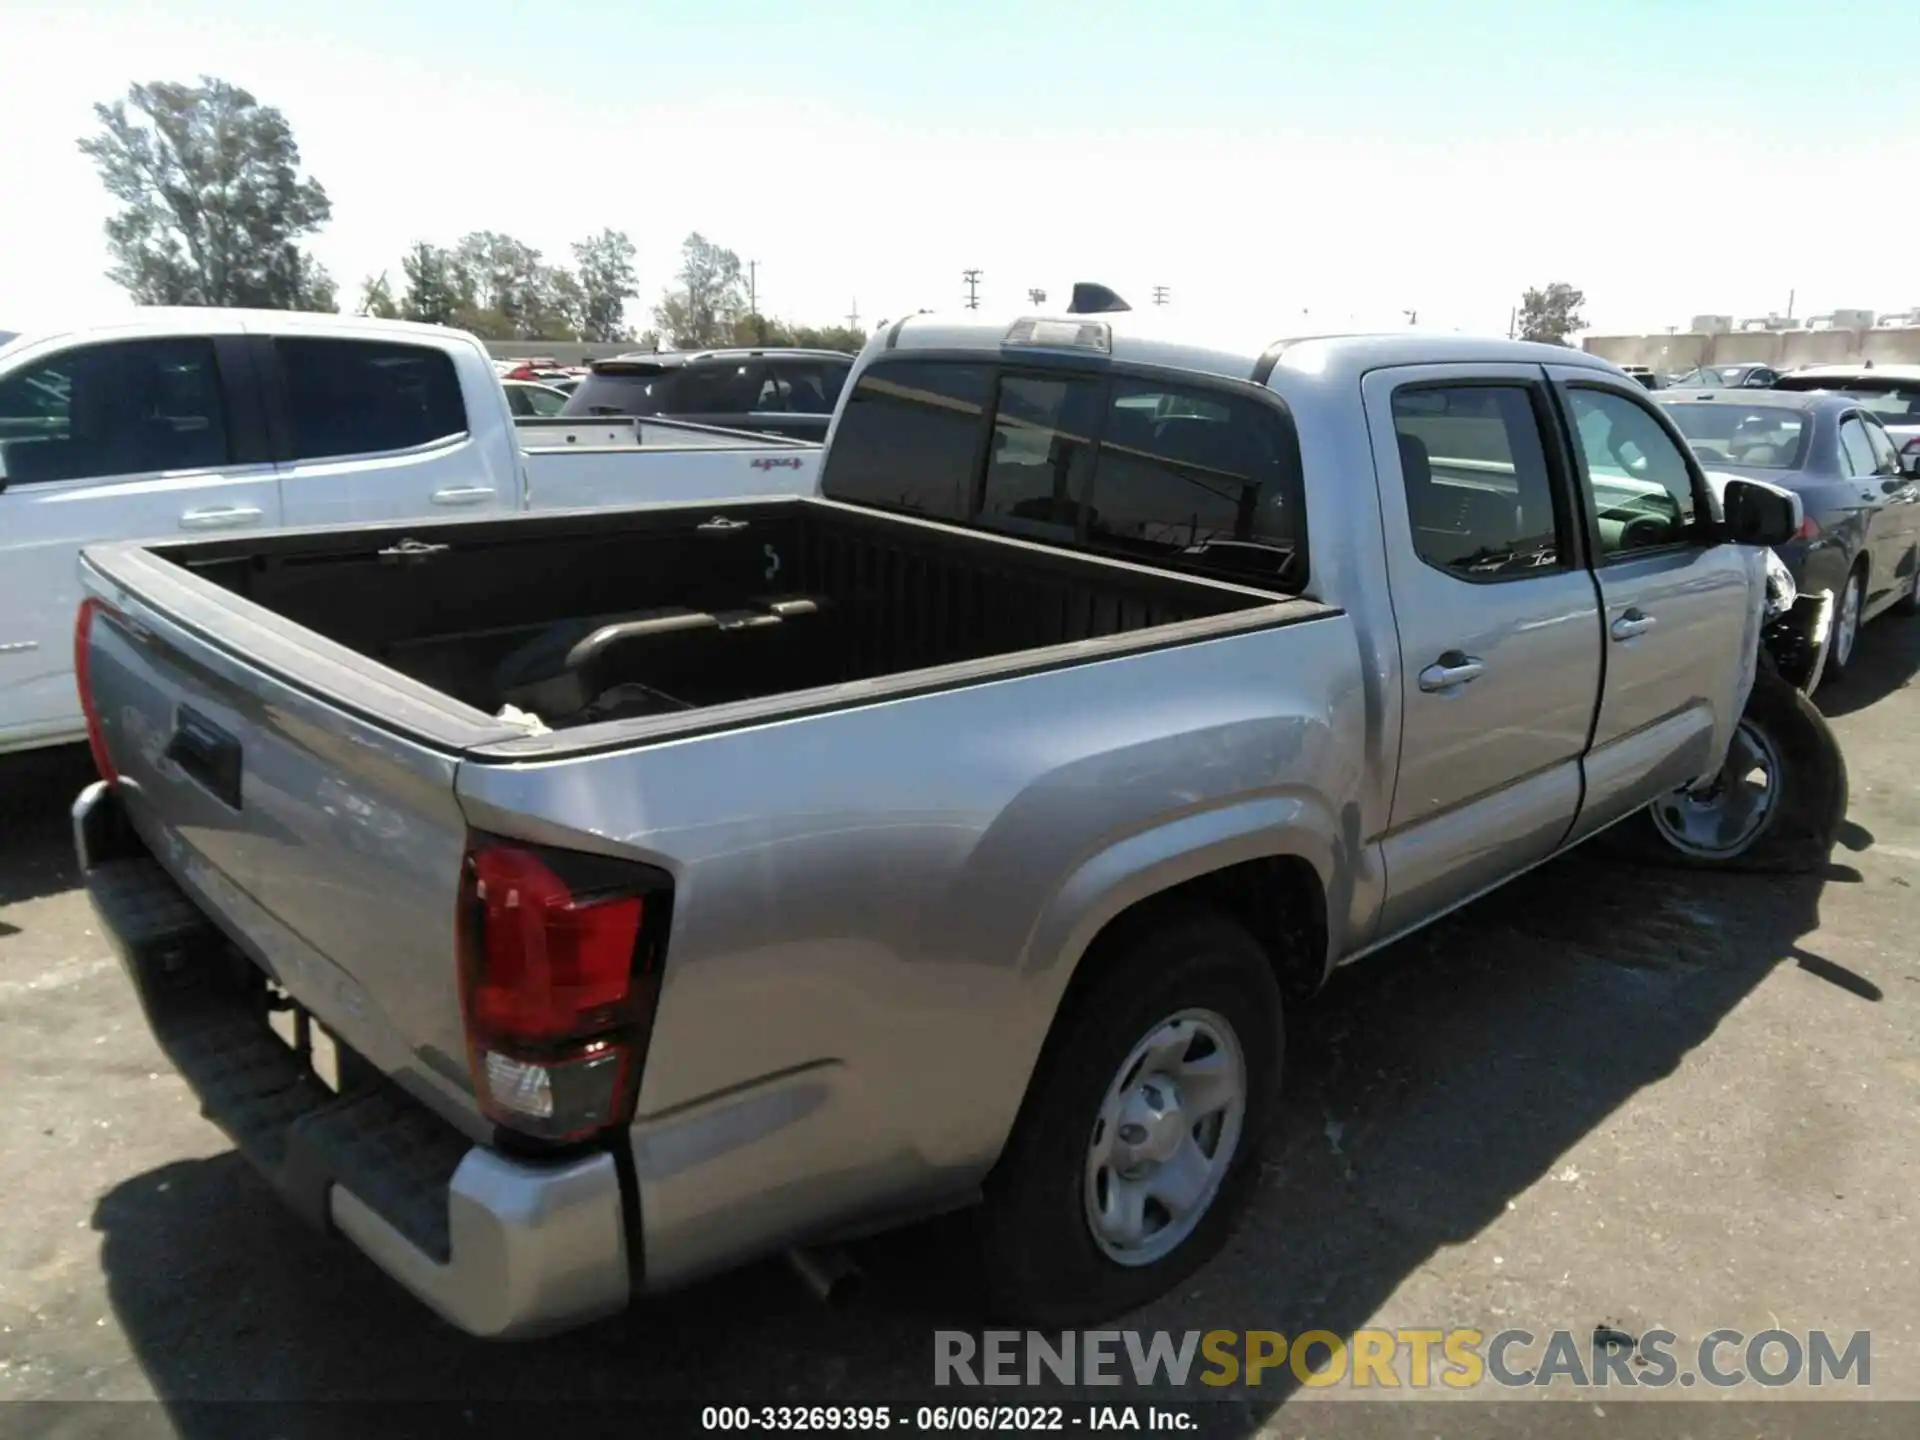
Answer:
[
  {"left": 1824, "top": 565, "right": 1866, "bottom": 681},
  {"left": 1614, "top": 667, "right": 1847, "bottom": 874},
  {"left": 974, "top": 911, "right": 1282, "bottom": 1327}
]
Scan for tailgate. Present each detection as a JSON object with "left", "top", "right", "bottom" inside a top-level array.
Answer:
[{"left": 78, "top": 549, "right": 521, "bottom": 1141}]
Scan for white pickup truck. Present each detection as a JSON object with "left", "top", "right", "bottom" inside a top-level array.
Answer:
[{"left": 0, "top": 310, "right": 820, "bottom": 755}]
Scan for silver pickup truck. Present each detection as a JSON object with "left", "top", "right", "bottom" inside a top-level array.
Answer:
[{"left": 72, "top": 306, "right": 1835, "bottom": 1340}]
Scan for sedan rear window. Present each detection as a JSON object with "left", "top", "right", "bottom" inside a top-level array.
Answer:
[{"left": 1662, "top": 403, "right": 1811, "bottom": 470}]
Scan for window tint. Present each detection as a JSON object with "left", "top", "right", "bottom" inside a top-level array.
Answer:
[
  {"left": 977, "top": 375, "right": 1104, "bottom": 539},
  {"left": 563, "top": 365, "right": 669, "bottom": 417},
  {"left": 1390, "top": 385, "right": 1563, "bottom": 579},
  {"left": 817, "top": 361, "right": 992, "bottom": 520},
  {"left": 675, "top": 361, "right": 766, "bottom": 413},
  {"left": 1567, "top": 388, "right": 1699, "bottom": 556},
  {"left": 1838, "top": 417, "right": 1879, "bottom": 478},
  {"left": 277, "top": 338, "right": 465, "bottom": 461},
  {"left": 1084, "top": 379, "right": 1304, "bottom": 585},
  {"left": 766, "top": 360, "right": 848, "bottom": 416},
  {"left": 504, "top": 385, "right": 536, "bottom": 418},
  {"left": 0, "top": 339, "right": 228, "bottom": 485},
  {"left": 1863, "top": 417, "right": 1902, "bottom": 475}
]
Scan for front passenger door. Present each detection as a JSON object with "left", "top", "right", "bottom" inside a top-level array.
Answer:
[
  {"left": 1364, "top": 367, "right": 1602, "bottom": 938},
  {"left": 1549, "top": 372, "right": 1756, "bottom": 842}
]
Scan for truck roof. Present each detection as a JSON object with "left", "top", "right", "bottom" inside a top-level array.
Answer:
[
  {"left": 881, "top": 308, "right": 1622, "bottom": 390},
  {"left": 0, "top": 307, "right": 484, "bottom": 360}
]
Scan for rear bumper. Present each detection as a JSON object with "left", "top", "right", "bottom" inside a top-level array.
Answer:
[{"left": 73, "top": 781, "right": 630, "bottom": 1340}]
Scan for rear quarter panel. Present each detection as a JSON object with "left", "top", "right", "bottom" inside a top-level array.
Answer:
[{"left": 455, "top": 607, "right": 1367, "bottom": 1285}]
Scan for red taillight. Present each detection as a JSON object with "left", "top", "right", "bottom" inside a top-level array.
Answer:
[
  {"left": 457, "top": 837, "right": 667, "bottom": 1143},
  {"left": 74, "top": 597, "right": 119, "bottom": 784},
  {"left": 1796, "top": 515, "right": 1821, "bottom": 541}
]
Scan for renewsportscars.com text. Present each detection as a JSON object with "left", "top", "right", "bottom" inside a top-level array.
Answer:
[{"left": 934, "top": 1327, "right": 1871, "bottom": 1391}]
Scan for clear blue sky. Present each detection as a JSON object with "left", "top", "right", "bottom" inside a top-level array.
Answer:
[{"left": 7, "top": 0, "right": 1919, "bottom": 338}]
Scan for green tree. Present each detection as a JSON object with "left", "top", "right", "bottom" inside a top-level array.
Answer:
[
  {"left": 571, "top": 229, "right": 638, "bottom": 343},
  {"left": 77, "top": 76, "right": 333, "bottom": 309},
  {"left": 399, "top": 242, "right": 465, "bottom": 325},
  {"left": 791, "top": 323, "right": 868, "bottom": 353},
  {"left": 357, "top": 271, "right": 401, "bottom": 319},
  {"left": 653, "top": 233, "right": 747, "bottom": 348},
  {"left": 1517, "top": 283, "right": 1586, "bottom": 345}
]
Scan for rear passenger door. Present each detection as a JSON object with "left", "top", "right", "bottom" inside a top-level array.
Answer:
[
  {"left": 0, "top": 335, "right": 281, "bottom": 746},
  {"left": 1547, "top": 368, "right": 1757, "bottom": 842},
  {"left": 269, "top": 336, "right": 513, "bottom": 526},
  {"left": 1362, "top": 366, "right": 1602, "bottom": 937}
]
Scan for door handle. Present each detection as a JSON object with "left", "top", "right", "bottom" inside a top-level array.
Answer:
[
  {"left": 1611, "top": 609, "right": 1657, "bottom": 641},
  {"left": 1417, "top": 654, "right": 1485, "bottom": 692},
  {"left": 431, "top": 485, "right": 495, "bottom": 505},
  {"left": 179, "top": 505, "right": 264, "bottom": 530}
]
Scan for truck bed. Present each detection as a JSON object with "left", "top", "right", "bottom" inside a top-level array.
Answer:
[{"left": 97, "top": 497, "right": 1297, "bottom": 745}]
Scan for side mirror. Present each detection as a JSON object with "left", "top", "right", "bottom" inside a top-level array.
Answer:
[{"left": 1720, "top": 477, "right": 1800, "bottom": 547}]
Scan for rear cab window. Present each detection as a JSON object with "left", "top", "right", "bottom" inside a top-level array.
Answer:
[
  {"left": 819, "top": 359, "right": 1307, "bottom": 590},
  {"left": 275, "top": 338, "right": 466, "bottom": 461}
]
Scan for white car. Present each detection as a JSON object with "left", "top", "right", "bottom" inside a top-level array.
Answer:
[
  {"left": 0, "top": 309, "right": 823, "bottom": 755},
  {"left": 501, "top": 378, "right": 570, "bottom": 417}
]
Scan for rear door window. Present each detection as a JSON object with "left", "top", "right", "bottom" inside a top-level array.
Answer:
[
  {"left": 0, "top": 338, "right": 230, "bottom": 484},
  {"left": 1863, "top": 417, "right": 1902, "bottom": 475},
  {"left": 674, "top": 360, "right": 767, "bottom": 414},
  {"left": 275, "top": 338, "right": 466, "bottom": 462},
  {"left": 767, "top": 359, "right": 849, "bottom": 415},
  {"left": 1838, "top": 416, "right": 1878, "bottom": 478},
  {"left": 817, "top": 361, "right": 992, "bottom": 520}
]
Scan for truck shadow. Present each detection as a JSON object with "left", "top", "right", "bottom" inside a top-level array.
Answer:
[
  {"left": 90, "top": 846, "right": 1851, "bottom": 1431},
  {"left": 0, "top": 743, "right": 95, "bottom": 913}
]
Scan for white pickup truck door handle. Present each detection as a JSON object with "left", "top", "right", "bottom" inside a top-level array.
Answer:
[
  {"left": 1610, "top": 610, "right": 1657, "bottom": 641},
  {"left": 431, "top": 485, "right": 496, "bottom": 506},
  {"left": 179, "top": 505, "right": 264, "bottom": 530},
  {"left": 1417, "top": 655, "right": 1484, "bottom": 692}
]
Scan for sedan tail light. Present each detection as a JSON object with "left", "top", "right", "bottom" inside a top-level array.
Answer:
[{"left": 457, "top": 834, "right": 673, "bottom": 1145}]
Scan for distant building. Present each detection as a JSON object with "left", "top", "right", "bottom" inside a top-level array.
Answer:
[{"left": 1690, "top": 314, "right": 1733, "bottom": 335}]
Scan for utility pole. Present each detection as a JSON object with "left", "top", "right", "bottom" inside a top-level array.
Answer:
[
  {"left": 846, "top": 299, "right": 861, "bottom": 331},
  {"left": 1027, "top": 287, "right": 1048, "bottom": 307},
  {"left": 1152, "top": 285, "right": 1170, "bottom": 307},
  {"left": 1507, "top": 306, "right": 1517, "bottom": 339},
  {"left": 1786, "top": 288, "right": 1795, "bottom": 323},
  {"left": 963, "top": 269, "right": 982, "bottom": 310},
  {"left": 747, "top": 260, "right": 761, "bottom": 343},
  {"left": 1403, "top": 309, "right": 1417, "bottom": 326}
]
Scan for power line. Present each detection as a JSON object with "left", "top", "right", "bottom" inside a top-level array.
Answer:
[{"left": 963, "top": 269, "right": 982, "bottom": 310}]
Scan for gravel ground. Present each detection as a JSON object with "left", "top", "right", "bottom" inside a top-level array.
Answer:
[{"left": 0, "top": 621, "right": 1915, "bottom": 1439}]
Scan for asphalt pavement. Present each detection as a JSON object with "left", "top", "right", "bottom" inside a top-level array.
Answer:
[{"left": 0, "top": 620, "right": 1915, "bottom": 1439}]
